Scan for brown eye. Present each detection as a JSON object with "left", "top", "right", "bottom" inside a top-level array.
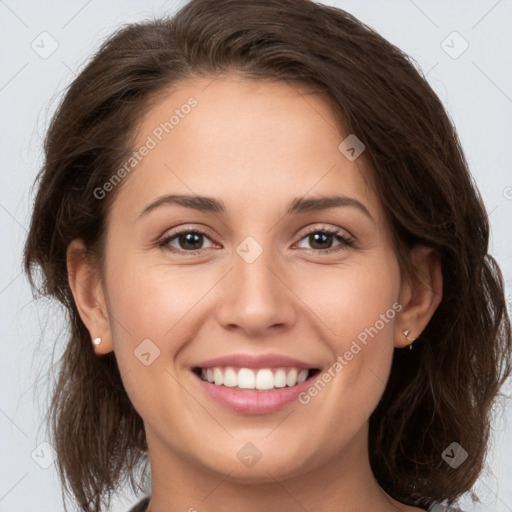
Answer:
[
  {"left": 158, "top": 230, "right": 216, "bottom": 253},
  {"left": 175, "top": 232, "right": 204, "bottom": 250},
  {"left": 296, "top": 228, "right": 354, "bottom": 253},
  {"left": 307, "top": 232, "right": 335, "bottom": 250}
]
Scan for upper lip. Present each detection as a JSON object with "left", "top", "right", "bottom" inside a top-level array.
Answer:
[{"left": 193, "top": 353, "right": 320, "bottom": 370}]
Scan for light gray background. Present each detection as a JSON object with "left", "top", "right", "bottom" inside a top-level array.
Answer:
[{"left": 1, "top": 0, "right": 511, "bottom": 511}]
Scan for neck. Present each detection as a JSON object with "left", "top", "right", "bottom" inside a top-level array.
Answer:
[{"left": 143, "top": 422, "right": 412, "bottom": 512}]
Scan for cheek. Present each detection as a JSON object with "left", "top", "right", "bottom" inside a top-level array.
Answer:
[
  {"left": 294, "top": 253, "right": 400, "bottom": 344},
  {"left": 104, "top": 254, "right": 224, "bottom": 411},
  {"left": 106, "top": 253, "right": 207, "bottom": 343},
  {"left": 103, "top": 260, "right": 194, "bottom": 422},
  {"left": 293, "top": 256, "right": 400, "bottom": 414}
]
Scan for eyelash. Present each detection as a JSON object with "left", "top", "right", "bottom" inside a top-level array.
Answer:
[{"left": 157, "top": 225, "right": 355, "bottom": 255}]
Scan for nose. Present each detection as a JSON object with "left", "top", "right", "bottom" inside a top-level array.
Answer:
[{"left": 215, "top": 243, "right": 298, "bottom": 337}]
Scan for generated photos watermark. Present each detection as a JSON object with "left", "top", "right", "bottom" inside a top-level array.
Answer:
[
  {"left": 94, "top": 97, "right": 198, "bottom": 200},
  {"left": 298, "top": 301, "right": 403, "bottom": 404}
]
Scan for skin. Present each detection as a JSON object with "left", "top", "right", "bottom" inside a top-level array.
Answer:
[{"left": 67, "top": 74, "right": 442, "bottom": 512}]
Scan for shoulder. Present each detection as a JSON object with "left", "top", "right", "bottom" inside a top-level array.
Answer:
[
  {"left": 400, "top": 502, "right": 464, "bottom": 512},
  {"left": 127, "top": 496, "right": 150, "bottom": 512},
  {"left": 428, "top": 503, "right": 465, "bottom": 512}
]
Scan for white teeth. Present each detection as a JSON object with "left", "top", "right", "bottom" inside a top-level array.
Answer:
[
  {"left": 238, "top": 368, "right": 256, "bottom": 389},
  {"left": 198, "top": 366, "right": 312, "bottom": 390},
  {"left": 286, "top": 368, "right": 298, "bottom": 387},
  {"left": 213, "top": 367, "right": 224, "bottom": 385},
  {"left": 274, "top": 368, "right": 287, "bottom": 388},
  {"left": 223, "top": 367, "right": 238, "bottom": 387},
  {"left": 297, "top": 369, "right": 308, "bottom": 384},
  {"left": 255, "top": 369, "right": 274, "bottom": 390}
]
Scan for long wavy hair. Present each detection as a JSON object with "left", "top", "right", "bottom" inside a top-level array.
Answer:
[{"left": 23, "top": 0, "right": 512, "bottom": 511}]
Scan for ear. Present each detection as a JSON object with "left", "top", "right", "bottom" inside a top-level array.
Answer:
[
  {"left": 67, "top": 238, "right": 114, "bottom": 355},
  {"left": 394, "top": 245, "right": 443, "bottom": 349}
]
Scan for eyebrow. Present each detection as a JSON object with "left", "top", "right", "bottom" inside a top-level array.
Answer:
[{"left": 137, "top": 193, "right": 374, "bottom": 222}]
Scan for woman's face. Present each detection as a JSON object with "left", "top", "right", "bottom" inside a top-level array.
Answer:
[{"left": 94, "top": 75, "right": 412, "bottom": 482}]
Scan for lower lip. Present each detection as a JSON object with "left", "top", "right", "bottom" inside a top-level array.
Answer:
[{"left": 192, "top": 371, "right": 314, "bottom": 414}]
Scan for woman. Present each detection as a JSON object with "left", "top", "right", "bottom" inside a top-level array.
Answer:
[{"left": 23, "top": 0, "right": 511, "bottom": 511}]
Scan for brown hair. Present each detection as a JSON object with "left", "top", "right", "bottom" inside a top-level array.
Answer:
[{"left": 23, "top": 0, "right": 512, "bottom": 511}]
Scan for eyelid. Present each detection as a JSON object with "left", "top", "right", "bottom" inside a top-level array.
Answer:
[
  {"left": 159, "top": 223, "right": 218, "bottom": 241},
  {"left": 296, "top": 223, "right": 353, "bottom": 240}
]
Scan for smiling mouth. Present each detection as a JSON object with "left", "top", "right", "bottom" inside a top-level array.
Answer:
[{"left": 192, "top": 366, "right": 321, "bottom": 391}]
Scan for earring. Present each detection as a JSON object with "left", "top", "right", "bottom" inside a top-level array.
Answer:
[
  {"left": 402, "top": 329, "right": 416, "bottom": 350},
  {"left": 93, "top": 337, "right": 102, "bottom": 346}
]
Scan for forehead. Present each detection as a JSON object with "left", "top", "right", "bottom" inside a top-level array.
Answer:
[{"left": 110, "top": 74, "right": 382, "bottom": 226}]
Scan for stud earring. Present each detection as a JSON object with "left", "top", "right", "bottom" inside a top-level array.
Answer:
[
  {"left": 402, "top": 329, "right": 416, "bottom": 350},
  {"left": 93, "top": 337, "right": 102, "bottom": 346}
]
